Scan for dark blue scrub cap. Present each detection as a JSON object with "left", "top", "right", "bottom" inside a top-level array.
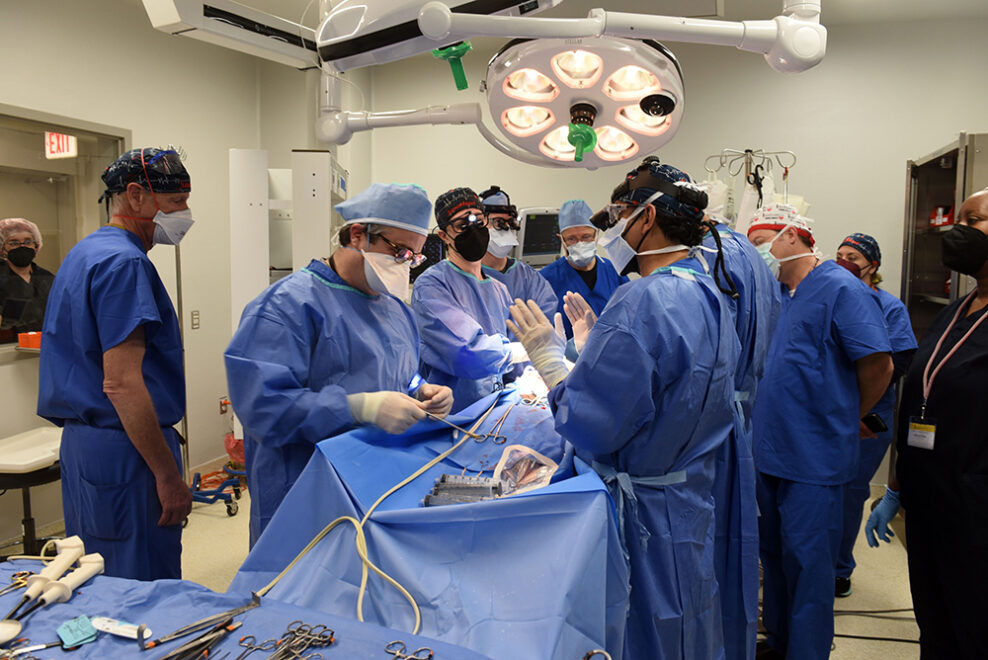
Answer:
[
  {"left": 614, "top": 158, "right": 706, "bottom": 220},
  {"left": 99, "top": 148, "right": 191, "bottom": 202},
  {"left": 840, "top": 233, "right": 881, "bottom": 266}
]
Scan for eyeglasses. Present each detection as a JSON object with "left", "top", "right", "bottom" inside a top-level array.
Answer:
[
  {"left": 5, "top": 239, "right": 36, "bottom": 248},
  {"left": 488, "top": 214, "right": 520, "bottom": 232},
  {"left": 562, "top": 233, "right": 596, "bottom": 246},
  {"left": 377, "top": 234, "right": 427, "bottom": 268},
  {"left": 446, "top": 212, "right": 489, "bottom": 234}
]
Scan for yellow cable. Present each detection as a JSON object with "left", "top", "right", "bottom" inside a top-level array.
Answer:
[
  {"left": 5, "top": 540, "right": 57, "bottom": 564},
  {"left": 257, "top": 399, "right": 501, "bottom": 635}
]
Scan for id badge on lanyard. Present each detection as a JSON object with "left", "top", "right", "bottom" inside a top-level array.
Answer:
[{"left": 911, "top": 292, "right": 988, "bottom": 450}]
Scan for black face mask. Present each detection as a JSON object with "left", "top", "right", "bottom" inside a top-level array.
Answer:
[
  {"left": 941, "top": 224, "right": 988, "bottom": 275},
  {"left": 452, "top": 224, "right": 490, "bottom": 262},
  {"left": 6, "top": 246, "right": 35, "bottom": 268}
]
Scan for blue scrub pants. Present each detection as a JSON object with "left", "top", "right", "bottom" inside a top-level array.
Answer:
[
  {"left": 60, "top": 423, "right": 183, "bottom": 581},
  {"left": 756, "top": 472, "right": 842, "bottom": 660},
  {"left": 836, "top": 431, "right": 891, "bottom": 579}
]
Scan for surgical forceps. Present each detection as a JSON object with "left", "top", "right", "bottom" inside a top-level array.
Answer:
[
  {"left": 474, "top": 403, "right": 515, "bottom": 445},
  {"left": 232, "top": 634, "right": 278, "bottom": 659},
  {"left": 267, "top": 622, "right": 333, "bottom": 659},
  {"left": 385, "top": 640, "right": 434, "bottom": 659},
  {"left": 0, "top": 573, "right": 32, "bottom": 598}
]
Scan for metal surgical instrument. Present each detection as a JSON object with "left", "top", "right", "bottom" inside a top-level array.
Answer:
[
  {"left": 475, "top": 403, "right": 515, "bottom": 445},
  {"left": 423, "top": 412, "right": 483, "bottom": 440},
  {"left": 0, "top": 573, "right": 32, "bottom": 599},
  {"left": 232, "top": 634, "right": 278, "bottom": 659},
  {"left": 139, "top": 593, "right": 259, "bottom": 651},
  {"left": 385, "top": 640, "right": 434, "bottom": 659}
]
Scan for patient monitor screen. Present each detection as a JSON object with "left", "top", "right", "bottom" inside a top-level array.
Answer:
[{"left": 522, "top": 213, "right": 560, "bottom": 258}]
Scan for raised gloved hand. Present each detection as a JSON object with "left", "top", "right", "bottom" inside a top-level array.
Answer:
[
  {"left": 347, "top": 391, "right": 426, "bottom": 434},
  {"left": 563, "top": 291, "right": 597, "bottom": 354},
  {"left": 416, "top": 383, "right": 453, "bottom": 418},
  {"left": 506, "top": 298, "right": 570, "bottom": 388},
  {"left": 865, "top": 487, "right": 901, "bottom": 547}
]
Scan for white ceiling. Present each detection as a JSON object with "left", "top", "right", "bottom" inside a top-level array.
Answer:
[{"left": 239, "top": 0, "right": 988, "bottom": 28}]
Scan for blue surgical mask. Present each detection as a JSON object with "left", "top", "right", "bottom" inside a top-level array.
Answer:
[{"left": 756, "top": 242, "right": 780, "bottom": 278}]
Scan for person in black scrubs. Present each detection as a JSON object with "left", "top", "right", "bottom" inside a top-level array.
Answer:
[
  {"left": 866, "top": 188, "right": 988, "bottom": 659},
  {"left": 0, "top": 217, "right": 54, "bottom": 343}
]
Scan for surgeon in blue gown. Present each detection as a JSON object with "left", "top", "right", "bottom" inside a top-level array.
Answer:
[
  {"left": 691, "top": 214, "right": 781, "bottom": 659},
  {"left": 833, "top": 233, "right": 916, "bottom": 598},
  {"left": 225, "top": 183, "right": 453, "bottom": 546},
  {"left": 510, "top": 161, "right": 741, "bottom": 660},
  {"left": 747, "top": 206, "right": 893, "bottom": 660},
  {"left": 539, "top": 199, "right": 628, "bottom": 339},
  {"left": 38, "top": 148, "right": 194, "bottom": 580},
  {"left": 478, "top": 185, "right": 557, "bottom": 320},
  {"left": 411, "top": 187, "right": 519, "bottom": 413}
]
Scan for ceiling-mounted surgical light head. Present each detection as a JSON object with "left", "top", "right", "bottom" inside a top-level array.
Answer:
[{"left": 486, "top": 37, "right": 684, "bottom": 168}]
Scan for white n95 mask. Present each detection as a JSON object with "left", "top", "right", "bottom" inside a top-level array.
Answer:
[
  {"left": 152, "top": 209, "right": 194, "bottom": 246},
  {"left": 566, "top": 241, "right": 597, "bottom": 268},
  {"left": 363, "top": 251, "right": 411, "bottom": 299},
  {"left": 487, "top": 229, "right": 518, "bottom": 258}
]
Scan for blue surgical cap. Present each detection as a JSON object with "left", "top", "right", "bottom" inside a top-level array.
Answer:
[
  {"left": 482, "top": 191, "right": 510, "bottom": 206},
  {"left": 336, "top": 183, "right": 432, "bottom": 236},
  {"left": 616, "top": 160, "right": 705, "bottom": 221},
  {"left": 557, "top": 200, "right": 594, "bottom": 231},
  {"left": 840, "top": 233, "right": 881, "bottom": 266}
]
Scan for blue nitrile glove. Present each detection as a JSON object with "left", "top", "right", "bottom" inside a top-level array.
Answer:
[{"left": 865, "top": 487, "right": 901, "bottom": 547}]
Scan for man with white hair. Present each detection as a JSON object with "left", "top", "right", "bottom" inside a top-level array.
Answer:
[
  {"left": 0, "top": 217, "right": 53, "bottom": 341},
  {"left": 746, "top": 204, "right": 893, "bottom": 660}
]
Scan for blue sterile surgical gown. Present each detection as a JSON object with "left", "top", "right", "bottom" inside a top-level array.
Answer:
[
  {"left": 481, "top": 258, "right": 557, "bottom": 319},
  {"left": 224, "top": 259, "right": 421, "bottom": 546},
  {"left": 410, "top": 260, "right": 513, "bottom": 413},
  {"left": 752, "top": 260, "right": 891, "bottom": 660},
  {"left": 837, "top": 287, "right": 916, "bottom": 580},
  {"left": 549, "top": 256, "right": 740, "bottom": 660},
  {"left": 697, "top": 224, "right": 781, "bottom": 660},
  {"left": 539, "top": 255, "right": 628, "bottom": 339},
  {"left": 37, "top": 227, "right": 185, "bottom": 581}
]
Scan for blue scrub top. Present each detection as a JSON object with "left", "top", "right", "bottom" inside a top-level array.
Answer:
[
  {"left": 873, "top": 288, "right": 917, "bottom": 416},
  {"left": 539, "top": 255, "right": 628, "bottom": 338},
  {"left": 225, "top": 258, "right": 421, "bottom": 543},
  {"left": 753, "top": 260, "right": 891, "bottom": 485},
  {"left": 481, "top": 258, "right": 557, "bottom": 319},
  {"left": 410, "top": 260, "right": 513, "bottom": 413},
  {"left": 38, "top": 227, "right": 184, "bottom": 428}
]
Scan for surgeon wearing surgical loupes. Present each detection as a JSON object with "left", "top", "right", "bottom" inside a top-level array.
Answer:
[
  {"left": 746, "top": 205, "right": 892, "bottom": 660},
  {"left": 509, "top": 161, "right": 741, "bottom": 660},
  {"left": 539, "top": 199, "right": 628, "bottom": 340},
  {"left": 225, "top": 183, "right": 453, "bottom": 547},
  {"left": 411, "top": 187, "right": 522, "bottom": 413},
  {"left": 479, "top": 185, "right": 557, "bottom": 321}
]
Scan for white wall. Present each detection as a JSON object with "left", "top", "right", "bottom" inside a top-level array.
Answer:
[
  {"left": 369, "top": 19, "right": 988, "bottom": 297},
  {"left": 0, "top": 0, "right": 315, "bottom": 542}
]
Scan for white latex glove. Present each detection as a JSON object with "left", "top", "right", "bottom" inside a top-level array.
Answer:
[
  {"left": 563, "top": 291, "right": 597, "bottom": 354},
  {"left": 506, "top": 298, "right": 570, "bottom": 388},
  {"left": 508, "top": 341, "right": 530, "bottom": 364},
  {"left": 347, "top": 391, "right": 426, "bottom": 434},
  {"left": 416, "top": 383, "right": 454, "bottom": 418}
]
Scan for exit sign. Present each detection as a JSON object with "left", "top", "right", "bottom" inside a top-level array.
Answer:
[{"left": 44, "top": 131, "right": 77, "bottom": 159}]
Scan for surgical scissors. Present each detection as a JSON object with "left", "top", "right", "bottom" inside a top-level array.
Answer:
[
  {"left": 0, "top": 572, "right": 32, "bottom": 598},
  {"left": 233, "top": 634, "right": 278, "bottom": 659},
  {"left": 385, "top": 640, "right": 434, "bottom": 659},
  {"left": 475, "top": 403, "right": 515, "bottom": 445}
]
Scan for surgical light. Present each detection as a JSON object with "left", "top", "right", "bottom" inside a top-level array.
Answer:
[
  {"left": 503, "top": 106, "right": 555, "bottom": 137},
  {"left": 486, "top": 37, "right": 684, "bottom": 168},
  {"left": 551, "top": 50, "right": 603, "bottom": 88},
  {"left": 594, "top": 126, "right": 638, "bottom": 161},
  {"left": 540, "top": 126, "right": 577, "bottom": 161},
  {"left": 604, "top": 65, "right": 661, "bottom": 101},
  {"left": 504, "top": 69, "right": 559, "bottom": 102},
  {"left": 616, "top": 105, "right": 670, "bottom": 137}
]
